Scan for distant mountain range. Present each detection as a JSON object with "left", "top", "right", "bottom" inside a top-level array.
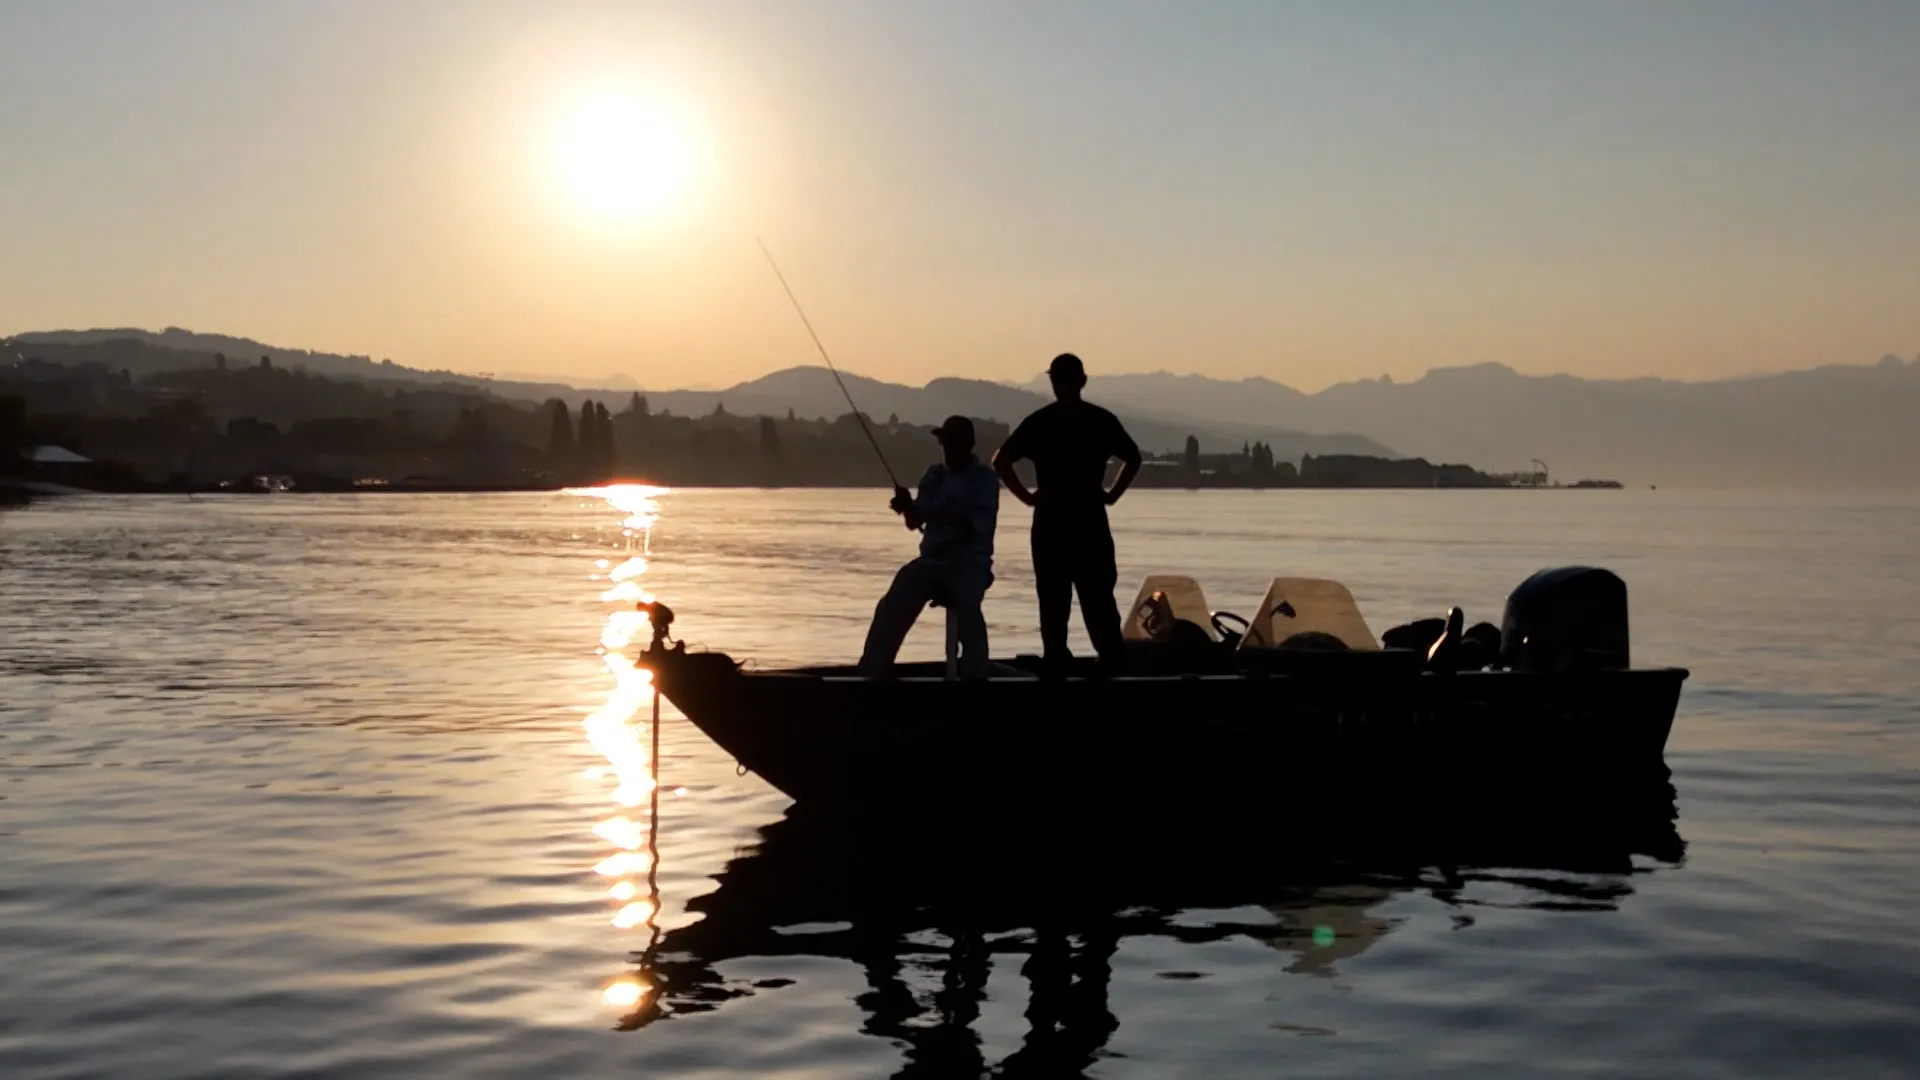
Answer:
[
  {"left": 3, "top": 328, "right": 1391, "bottom": 462},
  {"left": 11, "top": 327, "right": 1918, "bottom": 485},
  {"left": 7, "top": 327, "right": 595, "bottom": 399},
  {"left": 1033, "top": 359, "right": 1920, "bottom": 486},
  {"left": 622, "top": 367, "right": 1392, "bottom": 461}
]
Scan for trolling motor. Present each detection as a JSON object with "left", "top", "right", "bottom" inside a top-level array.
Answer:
[{"left": 635, "top": 599, "right": 680, "bottom": 656}]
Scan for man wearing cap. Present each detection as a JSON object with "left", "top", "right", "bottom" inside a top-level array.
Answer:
[
  {"left": 856, "top": 415, "right": 1001, "bottom": 679},
  {"left": 992, "top": 353, "right": 1142, "bottom": 674}
]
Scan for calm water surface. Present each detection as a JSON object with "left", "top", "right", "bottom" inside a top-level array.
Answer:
[{"left": 2, "top": 489, "right": 1917, "bottom": 1078}]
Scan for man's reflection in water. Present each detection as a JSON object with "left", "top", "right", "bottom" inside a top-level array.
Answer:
[
  {"left": 850, "top": 918, "right": 921, "bottom": 1046},
  {"left": 1000, "top": 923, "right": 1121, "bottom": 1078},
  {"left": 846, "top": 918, "right": 1119, "bottom": 1080},
  {"left": 856, "top": 923, "right": 987, "bottom": 1079},
  {"left": 928, "top": 928, "right": 993, "bottom": 1071}
]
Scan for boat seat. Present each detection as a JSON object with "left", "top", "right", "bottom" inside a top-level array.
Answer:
[
  {"left": 1124, "top": 575, "right": 1219, "bottom": 642},
  {"left": 926, "top": 584, "right": 968, "bottom": 681},
  {"left": 944, "top": 604, "right": 961, "bottom": 680},
  {"left": 1240, "top": 578, "right": 1380, "bottom": 652}
]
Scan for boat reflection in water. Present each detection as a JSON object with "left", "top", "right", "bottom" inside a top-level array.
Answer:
[
  {"left": 615, "top": 784, "right": 1684, "bottom": 1074},
  {"left": 575, "top": 485, "right": 673, "bottom": 1024}
]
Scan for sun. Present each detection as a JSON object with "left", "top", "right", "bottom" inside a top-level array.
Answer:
[{"left": 553, "top": 92, "right": 697, "bottom": 225}]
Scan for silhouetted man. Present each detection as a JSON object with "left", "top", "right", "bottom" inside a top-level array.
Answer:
[
  {"left": 993, "top": 354, "right": 1141, "bottom": 673},
  {"left": 858, "top": 416, "right": 999, "bottom": 679}
]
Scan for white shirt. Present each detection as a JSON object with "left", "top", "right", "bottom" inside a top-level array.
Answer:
[{"left": 914, "top": 456, "right": 998, "bottom": 565}]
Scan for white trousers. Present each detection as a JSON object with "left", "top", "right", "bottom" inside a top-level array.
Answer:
[{"left": 857, "top": 557, "right": 993, "bottom": 679}]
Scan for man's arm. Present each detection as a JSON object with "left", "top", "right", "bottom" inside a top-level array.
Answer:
[
  {"left": 991, "top": 421, "right": 1037, "bottom": 507},
  {"left": 909, "top": 503, "right": 974, "bottom": 533},
  {"left": 991, "top": 454, "right": 1034, "bottom": 508},
  {"left": 897, "top": 468, "right": 934, "bottom": 531},
  {"left": 1103, "top": 416, "right": 1143, "bottom": 507},
  {"left": 903, "top": 468, "right": 975, "bottom": 533}
]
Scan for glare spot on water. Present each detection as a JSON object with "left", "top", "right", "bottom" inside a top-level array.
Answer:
[
  {"left": 609, "top": 881, "right": 638, "bottom": 901},
  {"left": 599, "top": 612, "right": 652, "bottom": 653},
  {"left": 612, "top": 782, "right": 654, "bottom": 807},
  {"left": 570, "top": 484, "right": 666, "bottom": 536},
  {"left": 600, "top": 579, "right": 652, "bottom": 604},
  {"left": 613, "top": 900, "right": 657, "bottom": 929},
  {"left": 603, "top": 979, "right": 647, "bottom": 1008},
  {"left": 594, "top": 852, "right": 652, "bottom": 877},
  {"left": 594, "top": 816, "right": 645, "bottom": 851}
]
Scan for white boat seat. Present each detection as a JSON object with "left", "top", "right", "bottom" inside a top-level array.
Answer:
[
  {"left": 1241, "top": 578, "right": 1380, "bottom": 651},
  {"left": 1123, "top": 575, "right": 1219, "bottom": 642}
]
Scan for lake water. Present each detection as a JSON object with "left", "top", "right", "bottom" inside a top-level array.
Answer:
[{"left": 3, "top": 488, "right": 1917, "bottom": 1078}]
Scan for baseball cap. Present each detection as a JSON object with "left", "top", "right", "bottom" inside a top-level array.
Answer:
[
  {"left": 1048, "top": 353, "right": 1086, "bottom": 378},
  {"left": 930, "top": 415, "right": 975, "bottom": 445}
]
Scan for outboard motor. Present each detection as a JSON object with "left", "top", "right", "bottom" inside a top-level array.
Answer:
[{"left": 1499, "top": 567, "right": 1629, "bottom": 672}]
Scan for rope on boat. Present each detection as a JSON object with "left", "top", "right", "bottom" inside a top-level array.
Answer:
[{"left": 629, "top": 670, "right": 665, "bottom": 1014}]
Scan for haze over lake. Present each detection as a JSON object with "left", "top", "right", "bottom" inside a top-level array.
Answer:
[{"left": 3, "top": 489, "right": 1917, "bottom": 1078}]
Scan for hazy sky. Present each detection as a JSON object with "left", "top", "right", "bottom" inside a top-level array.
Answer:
[{"left": 2, "top": 1, "right": 1915, "bottom": 391}]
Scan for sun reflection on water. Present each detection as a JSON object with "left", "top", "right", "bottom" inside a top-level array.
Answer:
[
  {"left": 593, "top": 816, "right": 646, "bottom": 850},
  {"left": 594, "top": 852, "right": 653, "bottom": 877},
  {"left": 612, "top": 899, "right": 659, "bottom": 929},
  {"left": 569, "top": 484, "right": 671, "bottom": 1021},
  {"left": 602, "top": 978, "right": 648, "bottom": 1009}
]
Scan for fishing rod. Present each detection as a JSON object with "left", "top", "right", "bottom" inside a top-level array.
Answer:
[{"left": 755, "top": 239, "right": 901, "bottom": 490}]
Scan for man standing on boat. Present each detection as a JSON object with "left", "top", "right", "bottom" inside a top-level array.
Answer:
[
  {"left": 857, "top": 415, "right": 1000, "bottom": 679},
  {"left": 992, "top": 353, "right": 1142, "bottom": 674}
]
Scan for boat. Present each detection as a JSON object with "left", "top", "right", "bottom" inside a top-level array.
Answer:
[
  {"left": 635, "top": 566, "right": 1687, "bottom": 811},
  {"left": 217, "top": 473, "right": 294, "bottom": 493}
]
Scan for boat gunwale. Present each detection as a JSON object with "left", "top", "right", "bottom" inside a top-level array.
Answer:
[{"left": 674, "top": 661, "right": 1693, "bottom": 684}]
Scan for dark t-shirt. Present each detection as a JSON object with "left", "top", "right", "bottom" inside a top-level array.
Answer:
[{"left": 997, "top": 401, "right": 1140, "bottom": 516}]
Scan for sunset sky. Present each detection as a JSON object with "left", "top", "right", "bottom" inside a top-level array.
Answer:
[{"left": 2, "top": 1, "right": 1914, "bottom": 391}]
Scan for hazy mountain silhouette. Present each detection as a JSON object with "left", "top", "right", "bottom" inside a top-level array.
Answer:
[
  {"left": 1034, "top": 358, "right": 1920, "bottom": 486},
  {"left": 498, "top": 369, "right": 642, "bottom": 390},
  {"left": 14, "top": 326, "right": 410, "bottom": 377},
  {"left": 6, "top": 326, "right": 591, "bottom": 395},
  {"left": 25, "top": 327, "right": 1919, "bottom": 482},
  {"left": 6, "top": 329, "right": 1388, "bottom": 460},
  {"left": 567, "top": 367, "right": 1390, "bottom": 460},
  {"left": 8, "top": 328, "right": 666, "bottom": 420}
]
